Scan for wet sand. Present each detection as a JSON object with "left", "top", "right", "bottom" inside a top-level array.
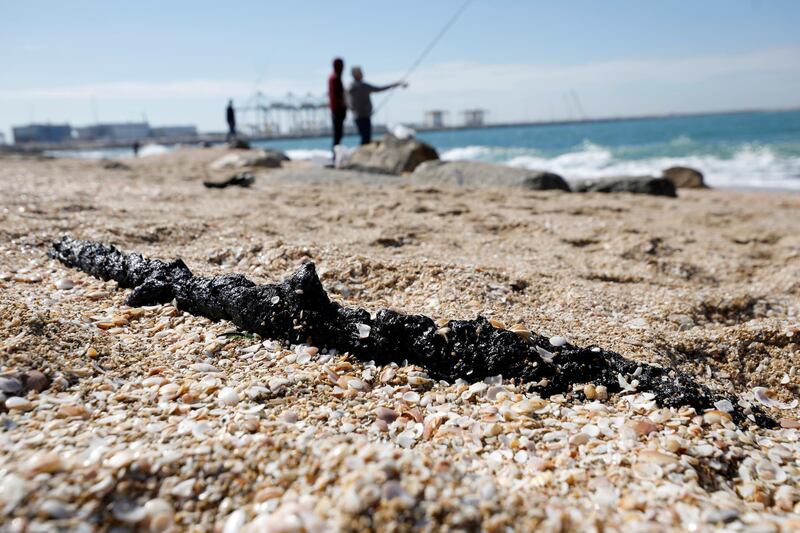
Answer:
[{"left": 1, "top": 147, "right": 798, "bottom": 531}]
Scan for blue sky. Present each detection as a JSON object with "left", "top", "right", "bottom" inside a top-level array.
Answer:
[{"left": 1, "top": 0, "right": 799, "bottom": 139}]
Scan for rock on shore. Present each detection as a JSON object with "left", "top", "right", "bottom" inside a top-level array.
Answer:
[
  {"left": 412, "top": 160, "right": 570, "bottom": 191},
  {"left": 573, "top": 176, "right": 677, "bottom": 197},
  {"left": 663, "top": 166, "right": 707, "bottom": 188},
  {"left": 343, "top": 135, "right": 439, "bottom": 174}
]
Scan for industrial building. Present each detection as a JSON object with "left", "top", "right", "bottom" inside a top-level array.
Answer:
[
  {"left": 12, "top": 124, "right": 73, "bottom": 144},
  {"left": 149, "top": 125, "right": 197, "bottom": 140},
  {"left": 76, "top": 123, "right": 150, "bottom": 142}
]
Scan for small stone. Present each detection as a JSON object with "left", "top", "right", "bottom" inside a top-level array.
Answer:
[
  {"left": 86, "top": 347, "right": 99, "bottom": 358},
  {"left": 0, "top": 376, "right": 23, "bottom": 394},
  {"left": 583, "top": 384, "right": 596, "bottom": 400},
  {"left": 5, "top": 396, "right": 33, "bottom": 412},
  {"left": 218, "top": 387, "right": 239, "bottom": 407},
  {"left": 595, "top": 385, "right": 608, "bottom": 401},
  {"left": 23, "top": 371, "right": 49, "bottom": 392}
]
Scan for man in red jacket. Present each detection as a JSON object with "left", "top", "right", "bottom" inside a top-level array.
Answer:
[{"left": 328, "top": 57, "right": 347, "bottom": 162}]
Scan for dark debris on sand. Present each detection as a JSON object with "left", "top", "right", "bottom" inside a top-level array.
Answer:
[{"left": 48, "top": 236, "right": 775, "bottom": 428}]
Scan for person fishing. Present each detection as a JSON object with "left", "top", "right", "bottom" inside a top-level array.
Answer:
[
  {"left": 347, "top": 66, "right": 407, "bottom": 145},
  {"left": 328, "top": 57, "right": 347, "bottom": 161},
  {"left": 226, "top": 99, "right": 237, "bottom": 140}
]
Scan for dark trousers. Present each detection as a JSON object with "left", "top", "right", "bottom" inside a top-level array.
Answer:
[
  {"left": 331, "top": 109, "right": 346, "bottom": 151},
  {"left": 227, "top": 123, "right": 236, "bottom": 140},
  {"left": 355, "top": 117, "right": 372, "bottom": 145}
]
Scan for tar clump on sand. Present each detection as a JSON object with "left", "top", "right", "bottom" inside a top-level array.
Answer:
[{"left": 48, "top": 236, "right": 775, "bottom": 428}]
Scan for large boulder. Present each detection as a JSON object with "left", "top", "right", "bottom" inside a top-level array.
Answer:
[
  {"left": 344, "top": 135, "right": 438, "bottom": 174},
  {"left": 573, "top": 176, "right": 677, "bottom": 197},
  {"left": 411, "top": 160, "right": 570, "bottom": 191},
  {"left": 662, "top": 166, "right": 707, "bottom": 188}
]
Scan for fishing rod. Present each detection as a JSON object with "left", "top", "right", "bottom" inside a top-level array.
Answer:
[{"left": 372, "top": 0, "right": 474, "bottom": 117}]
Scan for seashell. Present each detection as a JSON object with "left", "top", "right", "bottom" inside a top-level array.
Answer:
[
  {"left": 569, "top": 432, "right": 589, "bottom": 446},
  {"left": 56, "top": 404, "right": 89, "bottom": 418},
  {"left": 268, "top": 377, "right": 291, "bottom": 393},
  {"left": 158, "top": 383, "right": 180, "bottom": 400},
  {"left": 488, "top": 318, "right": 506, "bottom": 329},
  {"left": 407, "top": 375, "right": 432, "bottom": 386},
  {"left": 380, "top": 367, "right": 397, "bottom": 383},
  {"left": 755, "top": 459, "right": 787, "bottom": 484},
  {"left": 190, "top": 363, "right": 220, "bottom": 373},
  {"left": 144, "top": 498, "right": 174, "bottom": 533},
  {"left": 535, "top": 345, "right": 554, "bottom": 362},
  {"left": 397, "top": 431, "right": 416, "bottom": 448},
  {"left": 422, "top": 416, "right": 444, "bottom": 440},
  {"left": 355, "top": 323, "right": 371, "bottom": 339},
  {"left": 26, "top": 451, "right": 64, "bottom": 474},
  {"left": 107, "top": 451, "right": 135, "bottom": 469},
  {"left": 752, "top": 387, "right": 798, "bottom": 410},
  {"left": 347, "top": 378, "right": 368, "bottom": 391},
  {"left": 703, "top": 409, "right": 732, "bottom": 425},
  {"left": 582, "top": 424, "right": 600, "bottom": 438},
  {"left": 112, "top": 500, "right": 147, "bottom": 524},
  {"left": 626, "top": 418, "right": 657, "bottom": 436},
  {"left": 55, "top": 278, "right": 75, "bottom": 290},
  {"left": 375, "top": 407, "right": 399, "bottom": 423},
  {"left": 5, "top": 396, "right": 33, "bottom": 411},
  {"left": 402, "top": 391, "right": 420, "bottom": 403},
  {"left": 486, "top": 385, "right": 505, "bottom": 401},
  {"left": 218, "top": 387, "right": 239, "bottom": 407},
  {"left": 549, "top": 335, "right": 567, "bottom": 347},
  {"left": 638, "top": 449, "right": 678, "bottom": 465},
  {"left": 509, "top": 324, "right": 531, "bottom": 340},
  {"left": 713, "top": 399, "right": 734, "bottom": 413},
  {"left": 223, "top": 509, "right": 247, "bottom": 533},
  {"left": 142, "top": 376, "right": 166, "bottom": 388},
  {"left": 279, "top": 411, "right": 298, "bottom": 423},
  {"left": 632, "top": 461, "right": 663, "bottom": 480},
  {"left": 170, "top": 478, "right": 196, "bottom": 498}
]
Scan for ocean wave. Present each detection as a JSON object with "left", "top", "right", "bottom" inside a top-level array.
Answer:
[{"left": 441, "top": 143, "right": 800, "bottom": 190}]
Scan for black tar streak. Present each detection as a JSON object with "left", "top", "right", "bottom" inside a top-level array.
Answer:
[{"left": 48, "top": 236, "right": 775, "bottom": 428}]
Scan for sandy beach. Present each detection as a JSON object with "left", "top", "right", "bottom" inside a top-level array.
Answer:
[{"left": 1, "top": 147, "right": 799, "bottom": 531}]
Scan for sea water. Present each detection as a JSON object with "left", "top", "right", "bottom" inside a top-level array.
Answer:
[
  {"left": 261, "top": 110, "right": 800, "bottom": 190},
  {"left": 49, "top": 110, "right": 800, "bottom": 190}
]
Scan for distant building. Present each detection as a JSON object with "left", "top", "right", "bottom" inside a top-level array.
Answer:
[
  {"left": 12, "top": 123, "right": 72, "bottom": 145},
  {"left": 462, "top": 109, "right": 487, "bottom": 127},
  {"left": 149, "top": 125, "right": 198, "bottom": 140},
  {"left": 424, "top": 110, "right": 447, "bottom": 128},
  {"left": 0, "top": 132, "right": 6, "bottom": 145},
  {"left": 77, "top": 122, "right": 150, "bottom": 142}
]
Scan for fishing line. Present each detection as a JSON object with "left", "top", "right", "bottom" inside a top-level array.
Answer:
[{"left": 372, "top": 0, "right": 474, "bottom": 117}]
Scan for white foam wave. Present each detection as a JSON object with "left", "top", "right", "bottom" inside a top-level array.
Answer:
[
  {"left": 138, "top": 143, "right": 170, "bottom": 157},
  {"left": 285, "top": 149, "right": 331, "bottom": 166},
  {"left": 442, "top": 143, "right": 800, "bottom": 190}
]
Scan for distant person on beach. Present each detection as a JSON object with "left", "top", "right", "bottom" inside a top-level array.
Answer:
[
  {"left": 132, "top": 141, "right": 140, "bottom": 157},
  {"left": 226, "top": 99, "right": 237, "bottom": 140},
  {"left": 347, "top": 66, "right": 407, "bottom": 145},
  {"left": 328, "top": 57, "right": 347, "bottom": 161}
]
